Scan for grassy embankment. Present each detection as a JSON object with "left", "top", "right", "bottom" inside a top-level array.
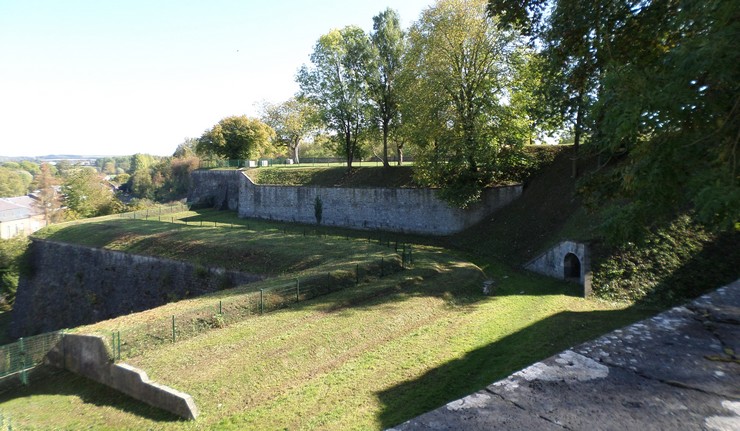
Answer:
[{"left": 0, "top": 152, "right": 664, "bottom": 430}]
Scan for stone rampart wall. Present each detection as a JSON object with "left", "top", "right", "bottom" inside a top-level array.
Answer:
[
  {"left": 237, "top": 173, "right": 522, "bottom": 235},
  {"left": 187, "top": 170, "right": 241, "bottom": 210},
  {"left": 10, "top": 240, "right": 262, "bottom": 337}
]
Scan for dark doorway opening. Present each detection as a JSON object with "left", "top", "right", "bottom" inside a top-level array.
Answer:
[{"left": 563, "top": 253, "right": 581, "bottom": 280}]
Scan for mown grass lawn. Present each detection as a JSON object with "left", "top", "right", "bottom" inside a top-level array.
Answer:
[{"left": 0, "top": 214, "right": 659, "bottom": 430}]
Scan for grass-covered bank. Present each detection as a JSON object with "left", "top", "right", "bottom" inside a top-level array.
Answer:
[
  {"left": 0, "top": 243, "right": 657, "bottom": 430},
  {"left": 0, "top": 207, "right": 663, "bottom": 430}
]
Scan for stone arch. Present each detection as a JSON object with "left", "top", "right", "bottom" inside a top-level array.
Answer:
[{"left": 563, "top": 253, "right": 581, "bottom": 280}]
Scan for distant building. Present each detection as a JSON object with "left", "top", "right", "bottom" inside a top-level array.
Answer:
[{"left": 0, "top": 196, "right": 46, "bottom": 239}]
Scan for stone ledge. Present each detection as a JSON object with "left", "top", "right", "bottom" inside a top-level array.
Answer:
[
  {"left": 47, "top": 334, "right": 198, "bottom": 420},
  {"left": 390, "top": 279, "right": 740, "bottom": 430}
]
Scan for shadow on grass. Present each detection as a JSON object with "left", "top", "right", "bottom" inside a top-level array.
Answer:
[
  {"left": 0, "top": 367, "right": 182, "bottom": 423},
  {"left": 375, "top": 305, "right": 658, "bottom": 429}
]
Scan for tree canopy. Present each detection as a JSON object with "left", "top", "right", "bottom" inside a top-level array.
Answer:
[
  {"left": 489, "top": 0, "right": 740, "bottom": 240},
  {"left": 260, "top": 97, "right": 317, "bottom": 164},
  {"left": 196, "top": 116, "right": 275, "bottom": 161},
  {"left": 297, "top": 26, "right": 374, "bottom": 171},
  {"left": 402, "top": 0, "right": 521, "bottom": 207},
  {"left": 368, "top": 8, "right": 406, "bottom": 168}
]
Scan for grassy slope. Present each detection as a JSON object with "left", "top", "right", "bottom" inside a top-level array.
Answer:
[
  {"left": 0, "top": 157, "right": 666, "bottom": 430},
  {"left": 0, "top": 258, "right": 653, "bottom": 430},
  {"left": 448, "top": 147, "right": 595, "bottom": 263}
]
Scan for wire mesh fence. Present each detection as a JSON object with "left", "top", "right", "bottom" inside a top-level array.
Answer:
[
  {"left": 99, "top": 253, "right": 407, "bottom": 360},
  {"left": 199, "top": 156, "right": 413, "bottom": 169},
  {"left": 0, "top": 331, "right": 64, "bottom": 385},
  {"left": 118, "top": 202, "right": 190, "bottom": 221}
]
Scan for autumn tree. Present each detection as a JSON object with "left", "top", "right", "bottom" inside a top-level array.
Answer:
[
  {"left": 297, "top": 26, "right": 374, "bottom": 171},
  {"left": 32, "top": 163, "right": 63, "bottom": 224}
]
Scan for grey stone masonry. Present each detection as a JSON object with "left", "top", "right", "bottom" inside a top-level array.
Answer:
[
  {"left": 390, "top": 279, "right": 740, "bottom": 431},
  {"left": 11, "top": 239, "right": 263, "bottom": 337},
  {"left": 237, "top": 172, "right": 522, "bottom": 235},
  {"left": 525, "top": 240, "right": 592, "bottom": 296}
]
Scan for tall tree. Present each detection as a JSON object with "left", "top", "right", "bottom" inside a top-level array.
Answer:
[
  {"left": 32, "top": 163, "right": 63, "bottom": 224},
  {"left": 196, "top": 116, "right": 275, "bottom": 161},
  {"left": 368, "top": 8, "right": 406, "bottom": 167},
  {"left": 402, "top": 0, "right": 520, "bottom": 207},
  {"left": 260, "top": 97, "right": 317, "bottom": 164},
  {"left": 297, "top": 26, "right": 374, "bottom": 172}
]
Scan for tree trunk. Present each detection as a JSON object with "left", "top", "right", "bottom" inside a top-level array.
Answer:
[
  {"left": 293, "top": 138, "right": 300, "bottom": 164},
  {"left": 397, "top": 146, "right": 403, "bottom": 166},
  {"left": 572, "top": 87, "right": 585, "bottom": 178},
  {"left": 382, "top": 120, "right": 390, "bottom": 168}
]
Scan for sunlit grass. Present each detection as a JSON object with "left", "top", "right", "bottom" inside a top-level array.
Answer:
[{"left": 0, "top": 210, "right": 661, "bottom": 430}]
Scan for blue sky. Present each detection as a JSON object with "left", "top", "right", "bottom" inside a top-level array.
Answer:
[{"left": 0, "top": 0, "right": 433, "bottom": 157}]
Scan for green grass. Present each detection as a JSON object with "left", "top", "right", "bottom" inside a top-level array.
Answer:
[
  {"left": 247, "top": 165, "right": 418, "bottom": 188},
  {"left": 0, "top": 208, "right": 661, "bottom": 430}
]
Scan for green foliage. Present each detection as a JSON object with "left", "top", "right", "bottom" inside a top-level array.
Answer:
[
  {"left": 0, "top": 237, "right": 29, "bottom": 310},
  {"left": 62, "top": 168, "right": 123, "bottom": 219},
  {"left": 297, "top": 26, "right": 374, "bottom": 170},
  {"left": 368, "top": 8, "right": 406, "bottom": 167},
  {"left": 592, "top": 215, "right": 740, "bottom": 304},
  {"left": 197, "top": 116, "right": 275, "bottom": 161},
  {"left": 0, "top": 167, "right": 33, "bottom": 197},
  {"left": 260, "top": 97, "right": 318, "bottom": 163},
  {"left": 402, "top": 0, "right": 523, "bottom": 207},
  {"left": 172, "top": 138, "right": 198, "bottom": 158},
  {"left": 491, "top": 0, "right": 740, "bottom": 239},
  {"left": 494, "top": 145, "right": 563, "bottom": 183}
]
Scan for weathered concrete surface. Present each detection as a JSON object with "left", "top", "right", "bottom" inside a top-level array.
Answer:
[
  {"left": 46, "top": 334, "right": 198, "bottom": 420},
  {"left": 391, "top": 279, "right": 740, "bottom": 431}
]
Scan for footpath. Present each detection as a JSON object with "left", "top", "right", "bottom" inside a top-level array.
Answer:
[{"left": 391, "top": 280, "right": 740, "bottom": 430}]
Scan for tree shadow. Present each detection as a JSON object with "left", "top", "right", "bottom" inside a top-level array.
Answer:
[
  {"left": 0, "top": 366, "right": 182, "bottom": 423},
  {"left": 375, "top": 306, "right": 657, "bottom": 429}
]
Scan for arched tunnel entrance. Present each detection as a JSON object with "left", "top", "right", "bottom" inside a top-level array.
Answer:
[{"left": 563, "top": 253, "right": 581, "bottom": 280}]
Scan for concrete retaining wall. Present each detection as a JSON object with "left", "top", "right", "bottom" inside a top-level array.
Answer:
[
  {"left": 525, "top": 240, "right": 592, "bottom": 297},
  {"left": 10, "top": 240, "right": 263, "bottom": 338},
  {"left": 46, "top": 334, "right": 198, "bottom": 420},
  {"left": 187, "top": 170, "right": 241, "bottom": 210},
  {"left": 237, "top": 173, "right": 522, "bottom": 235}
]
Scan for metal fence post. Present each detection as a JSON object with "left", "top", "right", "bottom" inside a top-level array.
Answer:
[
  {"left": 19, "top": 337, "right": 27, "bottom": 385},
  {"left": 260, "top": 289, "right": 264, "bottom": 314},
  {"left": 172, "top": 316, "right": 176, "bottom": 343},
  {"left": 296, "top": 278, "right": 300, "bottom": 302}
]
